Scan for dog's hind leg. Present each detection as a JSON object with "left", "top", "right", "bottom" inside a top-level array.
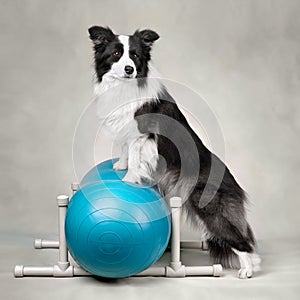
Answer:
[
  {"left": 205, "top": 217, "right": 260, "bottom": 279},
  {"left": 187, "top": 186, "right": 261, "bottom": 278}
]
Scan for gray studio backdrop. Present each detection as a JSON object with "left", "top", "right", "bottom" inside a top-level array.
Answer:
[{"left": 1, "top": 0, "right": 300, "bottom": 244}]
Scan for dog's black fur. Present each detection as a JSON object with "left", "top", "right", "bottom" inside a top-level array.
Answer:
[{"left": 134, "top": 87, "right": 256, "bottom": 267}]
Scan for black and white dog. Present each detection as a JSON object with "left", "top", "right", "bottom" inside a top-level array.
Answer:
[{"left": 88, "top": 26, "right": 261, "bottom": 278}]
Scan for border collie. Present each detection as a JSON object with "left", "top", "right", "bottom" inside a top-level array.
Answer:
[{"left": 88, "top": 26, "right": 261, "bottom": 278}]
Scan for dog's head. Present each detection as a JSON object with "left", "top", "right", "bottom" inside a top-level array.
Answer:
[{"left": 88, "top": 26, "right": 159, "bottom": 82}]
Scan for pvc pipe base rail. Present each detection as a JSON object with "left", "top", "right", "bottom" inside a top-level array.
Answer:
[{"left": 14, "top": 184, "right": 222, "bottom": 278}]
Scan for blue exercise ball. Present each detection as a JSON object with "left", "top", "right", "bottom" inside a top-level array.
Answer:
[
  {"left": 80, "top": 158, "right": 126, "bottom": 186},
  {"left": 65, "top": 160, "right": 171, "bottom": 278}
]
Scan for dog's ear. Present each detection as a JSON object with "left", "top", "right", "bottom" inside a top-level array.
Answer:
[
  {"left": 135, "top": 29, "right": 160, "bottom": 47},
  {"left": 88, "top": 26, "right": 115, "bottom": 45}
]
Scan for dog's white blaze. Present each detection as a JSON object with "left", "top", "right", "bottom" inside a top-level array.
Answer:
[{"left": 118, "top": 35, "right": 130, "bottom": 61}]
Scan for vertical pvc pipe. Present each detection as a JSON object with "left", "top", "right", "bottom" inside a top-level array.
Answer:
[
  {"left": 71, "top": 183, "right": 79, "bottom": 195},
  {"left": 56, "top": 195, "right": 69, "bottom": 271},
  {"left": 169, "top": 197, "right": 182, "bottom": 271}
]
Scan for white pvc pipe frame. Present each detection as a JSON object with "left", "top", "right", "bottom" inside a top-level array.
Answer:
[{"left": 14, "top": 183, "right": 222, "bottom": 278}]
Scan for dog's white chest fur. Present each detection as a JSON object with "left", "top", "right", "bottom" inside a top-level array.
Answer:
[
  {"left": 94, "top": 69, "right": 163, "bottom": 184},
  {"left": 94, "top": 67, "right": 163, "bottom": 136},
  {"left": 95, "top": 79, "right": 143, "bottom": 134}
]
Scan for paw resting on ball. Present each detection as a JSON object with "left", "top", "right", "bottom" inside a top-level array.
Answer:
[
  {"left": 122, "top": 172, "right": 142, "bottom": 184},
  {"left": 113, "top": 159, "right": 128, "bottom": 170}
]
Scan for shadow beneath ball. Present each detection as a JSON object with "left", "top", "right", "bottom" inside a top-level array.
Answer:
[{"left": 91, "top": 275, "right": 121, "bottom": 284}]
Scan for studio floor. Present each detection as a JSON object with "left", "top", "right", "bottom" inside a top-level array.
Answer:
[{"left": 1, "top": 233, "right": 299, "bottom": 300}]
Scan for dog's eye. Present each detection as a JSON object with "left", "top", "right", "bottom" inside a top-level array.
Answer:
[
  {"left": 132, "top": 53, "right": 139, "bottom": 59},
  {"left": 113, "top": 51, "right": 122, "bottom": 58}
]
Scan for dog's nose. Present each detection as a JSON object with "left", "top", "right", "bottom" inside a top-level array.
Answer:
[{"left": 124, "top": 65, "right": 134, "bottom": 75}]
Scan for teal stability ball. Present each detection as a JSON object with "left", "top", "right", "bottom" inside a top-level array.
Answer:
[
  {"left": 65, "top": 159, "right": 171, "bottom": 278},
  {"left": 80, "top": 158, "right": 126, "bottom": 185}
]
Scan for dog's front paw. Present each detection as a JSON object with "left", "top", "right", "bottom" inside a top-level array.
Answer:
[
  {"left": 238, "top": 267, "right": 253, "bottom": 279},
  {"left": 113, "top": 160, "right": 128, "bottom": 170},
  {"left": 122, "top": 172, "right": 141, "bottom": 184}
]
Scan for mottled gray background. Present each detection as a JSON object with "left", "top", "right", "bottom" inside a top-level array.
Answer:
[{"left": 1, "top": 1, "right": 300, "bottom": 299}]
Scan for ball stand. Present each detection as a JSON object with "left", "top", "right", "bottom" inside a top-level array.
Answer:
[{"left": 14, "top": 183, "right": 222, "bottom": 278}]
